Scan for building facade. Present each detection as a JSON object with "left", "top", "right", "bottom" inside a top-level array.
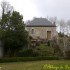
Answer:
[{"left": 26, "top": 18, "right": 57, "bottom": 40}]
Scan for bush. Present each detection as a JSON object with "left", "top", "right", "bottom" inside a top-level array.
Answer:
[
  {"left": 17, "top": 49, "right": 39, "bottom": 57},
  {"left": 65, "top": 50, "right": 70, "bottom": 59},
  {"left": 0, "top": 56, "right": 60, "bottom": 63}
]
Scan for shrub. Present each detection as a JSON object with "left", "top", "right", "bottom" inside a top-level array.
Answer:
[
  {"left": 65, "top": 50, "right": 70, "bottom": 59},
  {"left": 18, "top": 49, "right": 39, "bottom": 57},
  {"left": 0, "top": 56, "right": 60, "bottom": 63}
]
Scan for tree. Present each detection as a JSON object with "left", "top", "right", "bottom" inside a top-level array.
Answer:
[
  {"left": 48, "top": 17, "right": 57, "bottom": 24},
  {"left": 0, "top": 1, "right": 28, "bottom": 57},
  {"left": 0, "top": 1, "right": 13, "bottom": 39},
  {"left": 1, "top": 1, "right": 13, "bottom": 17},
  {"left": 58, "top": 19, "right": 69, "bottom": 57},
  {"left": 66, "top": 20, "right": 70, "bottom": 36},
  {"left": 2, "top": 11, "right": 28, "bottom": 57},
  {"left": 0, "top": 1, "right": 13, "bottom": 57}
]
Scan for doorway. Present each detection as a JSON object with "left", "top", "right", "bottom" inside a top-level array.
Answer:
[{"left": 47, "top": 31, "right": 51, "bottom": 40}]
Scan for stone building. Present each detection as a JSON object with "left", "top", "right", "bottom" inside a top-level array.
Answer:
[{"left": 26, "top": 18, "right": 57, "bottom": 40}]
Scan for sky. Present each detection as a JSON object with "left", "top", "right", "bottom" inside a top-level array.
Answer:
[{"left": 0, "top": 0, "right": 70, "bottom": 21}]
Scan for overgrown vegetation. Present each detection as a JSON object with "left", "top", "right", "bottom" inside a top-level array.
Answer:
[{"left": 0, "top": 1, "right": 70, "bottom": 61}]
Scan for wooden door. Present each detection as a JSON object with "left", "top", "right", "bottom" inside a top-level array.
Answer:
[{"left": 47, "top": 31, "right": 51, "bottom": 40}]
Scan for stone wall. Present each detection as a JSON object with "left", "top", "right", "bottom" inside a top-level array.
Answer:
[{"left": 26, "top": 27, "right": 57, "bottom": 39}]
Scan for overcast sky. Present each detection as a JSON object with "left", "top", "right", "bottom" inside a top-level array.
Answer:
[{"left": 0, "top": 0, "right": 70, "bottom": 21}]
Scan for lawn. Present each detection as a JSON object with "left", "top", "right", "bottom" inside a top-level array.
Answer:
[{"left": 0, "top": 60, "right": 70, "bottom": 70}]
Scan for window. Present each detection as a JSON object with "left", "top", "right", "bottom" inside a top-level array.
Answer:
[{"left": 31, "top": 29, "right": 34, "bottom": 34}]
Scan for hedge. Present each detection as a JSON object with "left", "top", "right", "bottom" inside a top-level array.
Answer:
[{"left": 0, "top": 56, "right": 60, "bottom": 63}]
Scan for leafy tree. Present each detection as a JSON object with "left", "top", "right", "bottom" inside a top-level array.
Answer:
[{"left": 0, "top": 11, "right": 28, "bottom": 57}]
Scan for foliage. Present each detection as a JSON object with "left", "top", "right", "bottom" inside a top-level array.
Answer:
[
  {"left": 58, "top": 32, "right": 64, "bottom": 37},
  {"left": 0, "top": 11, "right": 28, "bottom": 57},
  {"left": 58, "top": 32, "right": 68, "bottom": 37},
  {"left": 0, "top": 56, "right": 60, "bottom": 63},
  {"left": 65, "top": 50, "right": 70, "bottom": 59},
  {"left": 50, "top": 39, "right": 63, "bottom": 57},
  {"left": 18, "top": 49, "right": 38, "bottom": 57},
  {"left": 34, "top": 44, "right": 54, "bottom": 56}
]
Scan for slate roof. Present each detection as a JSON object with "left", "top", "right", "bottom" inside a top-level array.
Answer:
[{"left": 26, "top": 18, "right": 56, "bottom": 27}]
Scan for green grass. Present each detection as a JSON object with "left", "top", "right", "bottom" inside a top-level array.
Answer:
[{"left": 0, "top": 60, "right": 70, "bottom": 70}]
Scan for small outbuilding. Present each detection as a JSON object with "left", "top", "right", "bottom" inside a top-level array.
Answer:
[{"left": 26, "top": 18, "right": 57, "bottom": 40}]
